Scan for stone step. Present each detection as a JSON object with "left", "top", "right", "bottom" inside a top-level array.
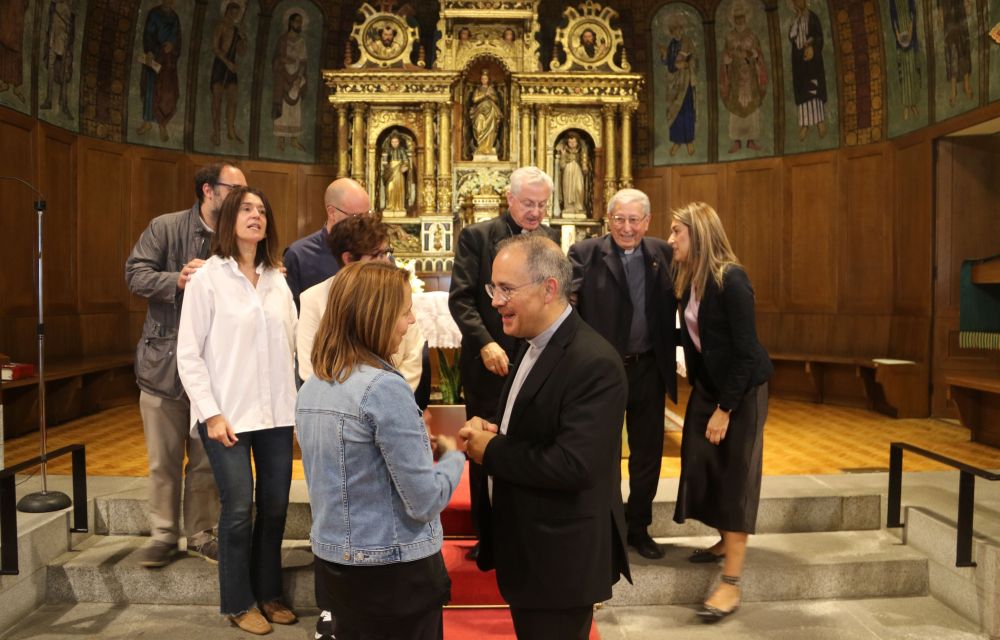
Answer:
[
  {"left": 93, "top": 492, "right": 880, "bottom": 539},
  {"left": 46, "top": 529, "right": 925, "bottom": 609}
]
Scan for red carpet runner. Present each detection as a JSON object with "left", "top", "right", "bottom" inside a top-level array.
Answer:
[{"left": 440, "top": 463, "right": 600, "bottom": 639}]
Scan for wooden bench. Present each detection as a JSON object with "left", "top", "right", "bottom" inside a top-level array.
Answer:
[
  {"left": 769, "top": 353, "right": 929, "bottom": 419},
  {"left": 945, "top": 374, "right": 1000, "bottom": 448},
  {"left": 0, "top": 353, "right": 137, "bottom": 440}
]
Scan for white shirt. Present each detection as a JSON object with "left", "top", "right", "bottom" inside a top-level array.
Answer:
[
  {"left": 296, "top": 275, "right": 425, "bottom": 390},
  {"left": 177, "top": 256, "right": 298, "bottom": 434}
]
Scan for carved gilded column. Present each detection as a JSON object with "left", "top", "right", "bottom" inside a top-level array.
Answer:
[
  {"left": 620, "top": 104, "right": 634, "bottom": 189},
  {"left": 422, "top": 103, "right": 437, "bottom": 215},
  {"left": 520, "top": 105, "right": 532, "bottom": 167},
  {"left": 535, "top": 105, "right": 549, "bottom": 170},
  {"left": 437, "top": 103, "right": 452, "bottom": 214},
  {"left": 602, "top": 105, "right": 617, "bottom": 204},
  {"left": 509, "top": 85, "right": 519, "bottom": 163},
  {"left": 336, "top": 105, "right": 349, "bottom": 178},
  {"left": 351, "top": 104, "right": 367, "bottom": 187}
]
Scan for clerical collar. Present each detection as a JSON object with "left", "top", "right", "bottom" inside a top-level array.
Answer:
[
  {"left": 504, "top": 213, "right": 525, "bottom": 236},
  {"left": 527, "top": 304, "right": 572, "bottom": 351},
  {"left": 612, "top": 238, "right": 642, "bottom": 257}
]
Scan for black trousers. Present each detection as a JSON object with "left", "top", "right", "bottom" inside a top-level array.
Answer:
[
  {"left": 623, "top": 352, "right": 666, "bottom": 530},
  {"left": 462, "top": 369, "right": 506, "bottom": 536},
  {"left": 510, "top": 606, "right": 593, "bottom": 639}
]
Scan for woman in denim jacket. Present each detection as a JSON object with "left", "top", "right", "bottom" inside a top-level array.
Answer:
[{"left": 297, "top": 261, "right": 465, "bottom": 639}]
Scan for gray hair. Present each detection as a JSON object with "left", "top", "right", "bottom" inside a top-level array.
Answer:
[
  {"left": 497, "top": 232, "right": 571, "bottom": 302},
  {"left": 509, "top": 166, "right": 554, "bottom": 198},
  {"left": 606, "top": 188, "right": 651, "bottom": 218}
]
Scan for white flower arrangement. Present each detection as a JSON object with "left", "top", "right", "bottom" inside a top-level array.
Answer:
[
  {"left": 395, "top": 257, "right": 425, "bottom": 294},
  {"left": 457, "top": 168, "right": 509, "bottom": 198}
]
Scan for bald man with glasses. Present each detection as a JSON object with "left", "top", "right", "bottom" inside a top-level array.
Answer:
[
  {"left": 448, "top": 167, "right": 559, "bottom": 556},
  {"left": 283, "top": 177, "right": 372, "bottom": 309},
  {"left": 568, "top": 188, "right": 678, "bottom": 560}
]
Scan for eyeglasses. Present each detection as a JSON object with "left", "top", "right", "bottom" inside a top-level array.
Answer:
[
  {"left": 215, "top": 182, "right": 242, "bottom": 191},
  {"left": 332, "top": 204, "right": 373, "bottom": 218},
  {"left": 609, "top": 214, "right": 649, "bottom": 227},
  {"left": 485, "top": 279, "right": 542, "bottom": 303},
  {"left": 365, "top": 245, "right": 393, "bottom": 261},
  {"left": 515, "top": 199, "right": 548, "bottom": 212}
]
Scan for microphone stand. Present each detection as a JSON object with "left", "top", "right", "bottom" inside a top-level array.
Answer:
[{"left": 0, "top": 176, "right": 72, "bottom": 512}]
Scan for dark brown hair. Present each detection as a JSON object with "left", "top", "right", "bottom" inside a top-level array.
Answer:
[
  {"left": 311, "top": 261, "right": 411, "bottom": 383},
  {"left": 327, "top": 216, "right": 390, "bottom": 267},
  {"left": 211, "top": 186, "right": 281, "bottom": 268}
]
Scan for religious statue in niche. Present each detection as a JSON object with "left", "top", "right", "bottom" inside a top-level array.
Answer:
[
  {"left": 935, "top": 0, "right": 974, "bottom": 106},
  {"left": 380, "top": 131, "right": 414, "bottom": 215},
  {"left": 467, "top": 69, "right": 504, "bottom": 159},
  {"left": 137, "top": 0, "right": 182, "bottom": 141},
  {"left": 271, "top": 8, "right": 309, "bottom": 152},
  {"left": 210, "top": 0, "right": 248, "bottom": 146},
  {"left": 556, "top": 132, "right": 591, "bottom": 218},
  {"left": 788, "top": 0, "right": 828, "bottom": 141},
  {"left": 720, "top": 0, "right": 767, "bottom": 154},
  {"left": 890, "top": 0, "right": 922, "bottom": 121},
  {"left": 501, "top": 28, "right": 516, "bottom": 48},
  {"left": 660, "top": 11, "right": 697, "bottom": 156},
  {"left": 40, "top": 0, "right": 77, "bottom": 118}
]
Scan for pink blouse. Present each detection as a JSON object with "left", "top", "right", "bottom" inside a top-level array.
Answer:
[{"left": 684, "top": 288, "right": 702, "bottom": 353}]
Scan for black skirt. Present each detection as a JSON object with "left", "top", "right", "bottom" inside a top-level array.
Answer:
[
  {"left": 673, "top": 381, "right": 768, "bottom": 533},
  {"left": 315, "top": 551, "right": 451, "bottom": 637}
]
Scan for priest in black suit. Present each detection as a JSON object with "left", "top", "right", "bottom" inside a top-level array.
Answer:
[
  {"left": 460, "top": 233, "right": 630, "bottom": 639},
  {"left": 567, "top": 188, "right": 678, "bottom": 559},
  {"left": 448, "top": 166, "right": 559, "bottom": 546}
]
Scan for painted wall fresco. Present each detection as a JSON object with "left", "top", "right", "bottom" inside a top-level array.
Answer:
[
  {"left": 880, "top": 0, "right": 929, "bottom": 138},
  {"left": 126, "top": 0, "right": 195, "bottom": 149},
  {"left": 931, "top": 0, "right": 980, "bottom": 121},
  {"left": 0, "top": 0, "right": 36, "bottom": 115},
  {"left": 779, "top": 0, "right": 839, "bottom": 153},
  {"left": 714, "top": 0, "right": 773, "bottom": 159},
  {"left": 651, "top": 2, "right": 708, "bottom": 166},
  {"left": 990, "top": 0, "right": 1000, "bottom": 103},
  {"left": 258, "top": 0, "right": 323, "bottom": 163},
  {"left": 192, "top": 0, "right": 260, "bottom": 157},
  {"left": 37, "top": 0, "right": 87, "bottom": 131}
]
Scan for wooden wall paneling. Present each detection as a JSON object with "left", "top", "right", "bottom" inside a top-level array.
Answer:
[
  {"left": 77, "top": 138, "right": 132, "bottom": 314},
  {"left": 893, "top": 139, "right": 933, "bottom": 314},
  {"left": 838, "top": 145, "right": 893, "bottom": 314},
  {"left": 668, "top": 165, "right": 725, "bottom": 216},
  {"left": 633, "top": 169, "right": 669, "bottom": 240},
  {"left": 725, "top": 158, "right": 782, "bottom": 312},
  {"left": 0, "top": 110, "right": 40, "bottom": 318},
  {"left": 296, "top": 165, "right": 339, "bottom": 242},
  {"left": 80, "top": 312, "right": 132, "bottom": 356},
  {"left": 242, "top": 162, "right": 300, "bottom": 254},
  {"left": 37, "top": 123, "right": 79, "bottom": 316},
  {"left": 783, "top": 152, "right": 838, "bottom": 313},
  {"left": 931, "top": 137, "right": 1000, "bottom": 416}
]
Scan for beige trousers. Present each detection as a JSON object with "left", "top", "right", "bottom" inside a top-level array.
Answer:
[{"left": 139, "top": 391, "right": 219, "bottom": 546}]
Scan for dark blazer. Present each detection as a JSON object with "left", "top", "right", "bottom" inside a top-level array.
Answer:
[
  {"left": 476, "top": 310, "right": 631, "bottom": 609},
  {"left": 568, "top": 234, "right": 679, "bottom": 402},
  {"left": 448, "top": 214, "right": 559, "bottom": 412},
  {"left": 680, "top": 266, "right": 773, "bottom": 412}
]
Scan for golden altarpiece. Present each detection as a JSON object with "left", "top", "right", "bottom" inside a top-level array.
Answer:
[{"left": 322, "top": 0, "right": 642, "bottom": 271}]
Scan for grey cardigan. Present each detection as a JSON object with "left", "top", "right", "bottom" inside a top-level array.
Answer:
[{"left": 125, "top": 203, "right": 212, "bottom": 400}]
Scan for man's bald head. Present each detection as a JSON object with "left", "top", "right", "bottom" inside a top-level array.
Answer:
[{"left": 324, "top": 178, "right": 372, "bottom": 229}]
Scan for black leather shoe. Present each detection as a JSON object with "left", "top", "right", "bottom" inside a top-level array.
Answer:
[
  {"left": 626, "top": 529, "right": 664, "bottom": 559},
  {"left": 689, "top": 548, "right": 725, "bottom": 563},
  {"left": 465, "top": 542, "right": 480, "bottom": 561}
]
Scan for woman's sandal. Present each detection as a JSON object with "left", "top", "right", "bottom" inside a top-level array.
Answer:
[
  {"left": 697, "top": 574, "right": 741, "bottom": 623},
  {"left": 688, "top": 548, "right": 725, "bottom": 563}
]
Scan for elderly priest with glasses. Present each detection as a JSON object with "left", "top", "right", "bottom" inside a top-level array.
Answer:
[{"left": 567, "top": 187, "right": 679, "bottom": 560}]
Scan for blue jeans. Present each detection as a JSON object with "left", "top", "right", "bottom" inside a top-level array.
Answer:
[{"left": 198, "top": 424, "right": 293, "bottom": 615}]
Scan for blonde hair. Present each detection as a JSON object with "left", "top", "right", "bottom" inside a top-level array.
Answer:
[
  {"left": 671, "top": 201, "right": 741, "bottom": 299},
  {"left": 311, "top": 261, "right": 411, "bottom": 383}
]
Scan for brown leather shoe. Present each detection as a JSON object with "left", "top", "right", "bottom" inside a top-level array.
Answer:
[
  {"left": 229, "top": 607, "right": 272, "bottom": 635},
  {"left": 260, "top": 600, "right": 298, "bottom": 625}
]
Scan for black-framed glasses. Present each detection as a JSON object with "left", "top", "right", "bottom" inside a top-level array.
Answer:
[
  {"left": 332, "top": 204, "right": 373, "bottom": 218},
  {"left": 215, "top": 181, "right": 242, "bottom": 190},
  {"left": 485, "top": 279, "right": 543, "bottom": 303}
]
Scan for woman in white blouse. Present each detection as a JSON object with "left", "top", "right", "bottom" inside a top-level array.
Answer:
[{"left": 177, "top": 186, "right": 298, "bottom": 635}]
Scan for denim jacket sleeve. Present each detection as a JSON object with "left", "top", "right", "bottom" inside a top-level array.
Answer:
[{"left": 366, "top": 372, "right": 465, "bottom": 523}]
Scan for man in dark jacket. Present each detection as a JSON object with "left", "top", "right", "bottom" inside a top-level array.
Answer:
[
  {"left": 124, "top": 162, "right": 245, "bottom": 567},
  {"left": 568, "top": 188, "right": 678, "bottom": 559},
  {"left": 460, "top": 234, "right": 630, "bottom": 638},
  {"left": 448, "top": 166, "right": 559, "bottom": 550}
]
